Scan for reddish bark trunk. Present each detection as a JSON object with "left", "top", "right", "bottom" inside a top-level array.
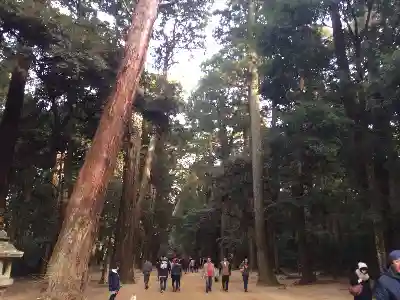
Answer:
[
  {"left": 0, "top": 50, "right": 32, "bottom": 229},
  {"left": 42, "top": 1, "right": 160, "bottom": 298}
]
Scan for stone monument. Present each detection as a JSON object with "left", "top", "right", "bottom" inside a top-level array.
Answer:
[{"left": 0, "top": 229, "right": 23, "bottom": 297}]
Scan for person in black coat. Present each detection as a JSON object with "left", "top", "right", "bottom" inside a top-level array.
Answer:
[
  {"left": 375, "top": 250, "right": 400, "bottom": 300},
  {"left": 349, "top": 262, "right": 372, "bottom": 300},
  {"left": 108, "top": 265, "right": 121, "bottom": 300}
]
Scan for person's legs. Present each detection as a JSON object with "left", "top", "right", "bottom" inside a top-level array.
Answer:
[
  {"left": 226, "top": 275, "right": 230, "bottom": 291},
  {"left": 221, "top": 275, "right": 226, "bottom": 290},
  {"left": 243, "top": 275, "right": 249, "bottom": 291},
  {"left": 144, "top": 273, "right": 150, "bottom": 289},
  {"left": 208, "top": 276, "right": 213, "bottom": 291},
  {"left": 177, "top": 275, "right": 181, "bottom": 290},
  {"left": 205, "top": 277, "right": 210, "bottom": 292},
  {"left": 160, "top": 277, "right": 166, "bottom": 292},
  {"left": 171, "top": 275, "right": 176, "bottom": 291},
  {"left": 109, "top": 292, "right": 117, "bottom": 300}
]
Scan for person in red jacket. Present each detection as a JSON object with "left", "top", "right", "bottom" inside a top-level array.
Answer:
[{"left": 203, "top": 257, "right": 215, "bottom": 293}]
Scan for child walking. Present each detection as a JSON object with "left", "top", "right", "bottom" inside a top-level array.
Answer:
[{"left": 108, "top": 264, "right": 121, "bottom": 300}]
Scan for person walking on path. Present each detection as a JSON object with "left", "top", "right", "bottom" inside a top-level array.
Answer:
[
  {"left": 240, "top": 258, "right": 250, "bottom": 292},
  {"left": 171, "top": 258, "right": 183, "bottom": 292},
  {"left": 349, "top": 262, "right": 372, "bottom": 300},
  {"left": 189, "top": 258, "right": 195, "bottom": 273},
  {"left": 142, "top": 259, "right": 153, "bottom": 290},
  {"left": 108, "top": 264, "right": 121, "bottom": 300},
  {"left": 375, "top": 250, "right": 400, "bottom": 300},
  {"left": 159, "top": 256, "right": 169, "bottom": 293},
  {"left": 220, "top": 257, "right": 231, "bottom": 291},
  {"left": 203, "top": 257, "right": 215, "bottom": 293}
]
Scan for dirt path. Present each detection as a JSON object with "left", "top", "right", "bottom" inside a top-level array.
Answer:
[{"left": 6, "top": 271, "right": 350, "bottom": 300}]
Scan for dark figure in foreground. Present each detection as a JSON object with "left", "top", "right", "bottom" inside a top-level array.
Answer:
[
  {"left": 159, "top": 256, "right": 169, "bottom": 293},
  {"left": 203, "top": 257, "right": 215, "bottom": 293},
  {"left": 220, "top": 257, "right": 231, "bottom": 291},
  {"left": 349, "top": 262, "right": 372, "bottom": 300},
  {"left": 240, "top": 258, "right": 250, "bottom": 292},
  {"left": 108, "top": 265, "right": 121, "bottom": 300},
  {"left": 142, "top": 259, "right": 153, "bottom": 290},
  {"left": 171, "top": 258, "right": 183, "bottom": 291},
  {"left": 375, "top": 250, "right": 400, "bottom": 300}
]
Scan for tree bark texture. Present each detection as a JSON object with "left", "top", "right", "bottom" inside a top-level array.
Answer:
[
  {"left": 247, "top": 0, "right": 278, "bottom": 286},
  {"left": 42, "top": 0, "right": 160, "bottom": 298},
  {"left": 113, "top": 112, "right": 143, "bottom": 283},
  {"left": 0, "top": 50, "right": 32, "bottom": 229}
]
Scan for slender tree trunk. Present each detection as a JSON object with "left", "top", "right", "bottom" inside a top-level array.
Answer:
[
  {"left": 42, "top": 1, "right": 159, "bottom": 298},
  {"left": 0, "top": 50, "right": 32, "bottom": 229},
  {"left": 135, "top": 130, "right": 157, "bottom": 213},
  {"left": 130, "top": 129, "right": 158, "bottom": 264},
  {"left": 99, "top": 237, "right": 113, "bottom": 284},
  {"left": 217, "top": 96, "right": 229, "bottom": 261},
  {"left": 113, "top": 111, "right": 143, "bottom": 283},
  {"left": 247, "top": 0, "right": 278, "bottom": 286}
]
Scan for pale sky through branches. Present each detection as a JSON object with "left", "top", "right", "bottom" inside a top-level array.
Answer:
[
  {"left": 60, "top": 1, "right": 225, "bottom": 93},
  {"left": 146, "top": 1, "right": 226, "bottom": 95}
]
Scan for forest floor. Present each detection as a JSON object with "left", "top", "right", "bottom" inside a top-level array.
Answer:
[{"left": 5, "top": 270, "right": 350, "bottom": 300}]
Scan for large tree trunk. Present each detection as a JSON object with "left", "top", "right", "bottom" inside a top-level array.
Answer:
[
  {"left": 113, "top": 111, "right": 143, "bottom": 283},
  {"left": 330, "top": 2, "right": 389, "bottom": 267},
  {"left": 42, "top": 1, "right": 159, "bottom": 298},
  {"left": 0, "top": 50, "right": 32, "bottom": 229},
  {"left": 247, "top": 0, "right": 278, "bottom": 286}
]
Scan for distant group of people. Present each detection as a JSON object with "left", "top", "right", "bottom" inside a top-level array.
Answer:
[
  {"left": 107, "top": 255, "right": 251, "bottom": 299},
  {"left": 349, "top": 250, "right": 400, "bottom": 300}
]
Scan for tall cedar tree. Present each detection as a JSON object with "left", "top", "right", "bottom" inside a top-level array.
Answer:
[{"left": 42, "top": 0, "right": 160, "bottom": 299}]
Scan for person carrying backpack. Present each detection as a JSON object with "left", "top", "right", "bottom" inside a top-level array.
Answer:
[
  {"left": 349, "top": 262, "right": 372, "bottom": 300},
  {"left": 158, "top": 257, "right": 169, "bottom": 293},
  {"left": 171, "top": 258, "right": 183, "bottom": 292},
  {"left": 375, "top": 250, "right": 400, "bottom": 300}
]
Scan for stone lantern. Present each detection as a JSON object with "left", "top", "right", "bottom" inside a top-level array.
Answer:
[{"left": 0, "top": 230, "right": 23, "bottom": 297}]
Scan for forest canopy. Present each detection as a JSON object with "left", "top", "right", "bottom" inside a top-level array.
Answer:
[{"left": 1, "top": 0, "right": 400, "bottom": 298}]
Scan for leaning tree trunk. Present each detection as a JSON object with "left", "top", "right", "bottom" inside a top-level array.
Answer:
[
  {"left": 247, "top": 0, "right": 278, "bottom": 286},
  {"left": 134, "top": 129, "right": 158, "bottom": 219},
  {"left": 0, "top": 49, "right": 32, "bottom": 229},
  {"left": 42, "top": 1, "right": 160, "bottom": 298},
  {"left": 113, "top": 111, "right": 143, "bottom": 283}
]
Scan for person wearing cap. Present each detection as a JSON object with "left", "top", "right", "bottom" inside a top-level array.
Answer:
[
  {"left": 349, "top": 262, "right": 372, "bottom": 300},
  {"left": 375, "top": 250, "right": 400, "bottom": 300}
]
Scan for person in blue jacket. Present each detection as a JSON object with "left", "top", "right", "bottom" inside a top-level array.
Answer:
[
  {"left": 108, "top": 264, "right": 121, "bottom": 300},
  {"left": 375, "top": 250, "right": 400, "bottom": 300}
]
